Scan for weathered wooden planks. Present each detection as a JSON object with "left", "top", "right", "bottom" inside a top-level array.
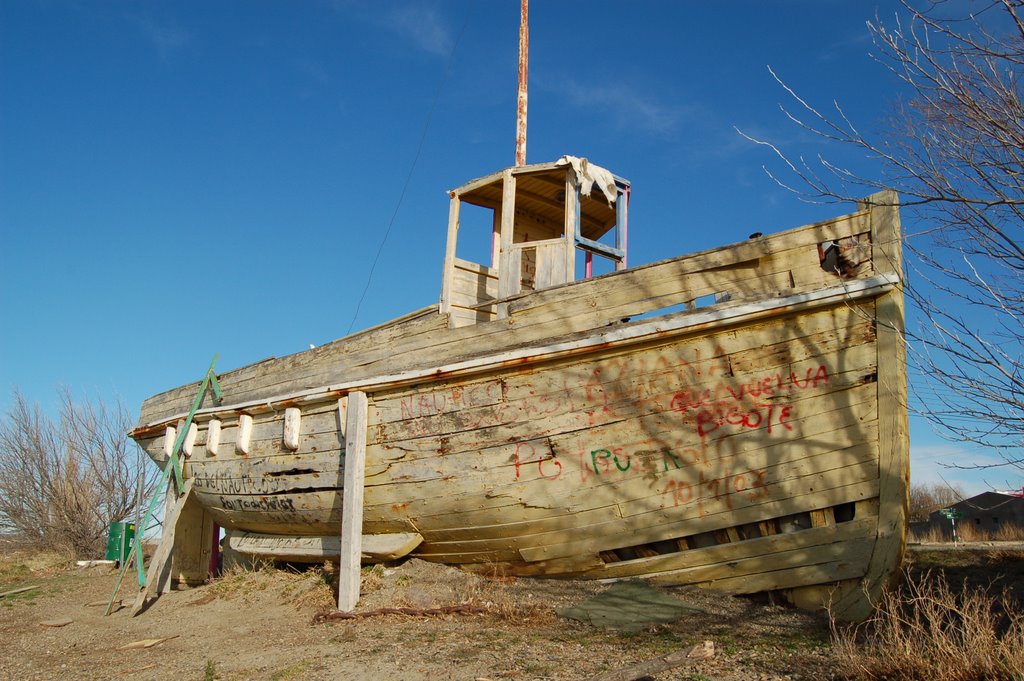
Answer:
[
  {"left": 586, "top": 517, "right": 876, "bottom": 580},
  {"left": 129, "top": 189, "right": 907, "bottom": 619},
  {"left": 148, "top": 294, "right": 884, "bottom": 551},
  {"left": 496, "top": 214, "right": 870, "bottom": 325},
  {"left": 138, "top": 306, "right": 449, "bottom": 423},
  {"left": 447, "top": 258, "right": 499, "bottom": 327}
]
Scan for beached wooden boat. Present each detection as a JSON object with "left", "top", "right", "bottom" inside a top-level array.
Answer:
[{"left": 130, "top": 157, "right": 908, "bottom": 620}]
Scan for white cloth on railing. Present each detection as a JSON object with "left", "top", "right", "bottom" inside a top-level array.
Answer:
[{"left": 556, "top": 155, "right": 617, "bottom": 206}]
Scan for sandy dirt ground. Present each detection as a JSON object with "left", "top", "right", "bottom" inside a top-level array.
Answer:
[
  {"left": 0, "top": 548, "right": 841, "bottom": 681},
  {"left": 3, "top": 543, "right": 1022, "bottom": 681}
]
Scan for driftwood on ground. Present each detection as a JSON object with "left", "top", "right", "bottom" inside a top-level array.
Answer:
[
  {"left": 583, "top": 641, "right": 715, "bottom": 681},
  {"left": 314, "top": 604, "right": 489, "bottom": 622},
  {"left": 0, "top": 585, "right": 39, "bottom": 598}
]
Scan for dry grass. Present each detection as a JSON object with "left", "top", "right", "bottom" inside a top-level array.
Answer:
[
  {"left": 832, "top": 570, "right": 1024, "bottom": 681},
  {"left": 910, "top": 522, "right": 1024, "bottom": 543},
  {"left": 957, "top": 523, "right": 987, "bottom": 542},
  {"left": 206, "top": 559, "right": 551, "bottom": 621},
  {"left": 0, "top": 544, "right": 74, "bottom": 581},
  {"left": 318, "top": 559, "right": 557, "bottom": 624},
  {"left": 457, "top": 577, "right": 556, "bottom": 624},
  {"left": 0, "top": 544, "right": 80, "bottom": 608},
  {"left": 995, "top": 524, "right": 1024, "bottom": 541},
  {"left": 957, "top": 523, "right": 1024, "bottom": 542},
  {"left": 909, "top": 525, "right": 948, "bottom": 543},
  {"left": 208, "top": 561, "right": 334, "bottom": 610},
  {"left": 357, "top": 563, "right": 387, "bottom": 594},
  {"left": 452, "top": 562, "right": 557, "bottom": 624}
]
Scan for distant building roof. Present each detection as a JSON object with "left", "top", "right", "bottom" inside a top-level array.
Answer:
[{"left": 948, "top": 491, "right": 1024, "bottom": 512}]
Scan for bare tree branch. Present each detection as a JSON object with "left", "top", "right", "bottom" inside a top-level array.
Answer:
[
  {"left": 909, "top": 481, "right": 966, "bottom": 521},
  {"left": 0, "top": 389, "right": 159, "bottom": 558},
  {"left": 748, "top": 0, "right": 1024, "bottom": 470}
]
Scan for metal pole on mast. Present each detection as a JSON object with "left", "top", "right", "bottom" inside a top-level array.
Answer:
[{"left": 515, "top": 0, "right": 528, "bottom": 167}]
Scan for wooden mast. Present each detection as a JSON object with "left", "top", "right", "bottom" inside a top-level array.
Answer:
[{"left": 515, "top": 0, "right": 528, "bottom": 167}]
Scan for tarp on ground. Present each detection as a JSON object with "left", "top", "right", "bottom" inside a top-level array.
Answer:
[{"left": 555, "top": 580, "right": 705, "bottom": 632}]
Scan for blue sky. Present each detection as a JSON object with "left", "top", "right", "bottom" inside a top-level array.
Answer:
[{"left": 2, "top": 0, "right": 1019, "bottom": 496}]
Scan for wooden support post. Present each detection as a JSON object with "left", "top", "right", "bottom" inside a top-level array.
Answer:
[
  {"left": 160, "top": 482, "right": 177, "bottom": 595},
  {"left": 155, "top": 466, "right": 214, "bottom": 592},
  {"left": 169, "top": 491, "right": 215, "bottom": 588},
  {"left": 439, "top": 193, "right": 461, "bottom": 319},
  {"left": 131, "top": 480, "right": 194, "bottom": 616},
  {"left": 497, "top": 170, "right": 518, "bottom": 304},
  {"left": 564, "top": 168, "right": 579, "bottom": 282},
  {"left": 615, "top": 188, "right": 627, "bottom": 271},
  {"left": 491, "top": 209, "right": 501, "bottom": 269},
  {"left": 338, "top": 391, "right": 368, "bottom": 612}
]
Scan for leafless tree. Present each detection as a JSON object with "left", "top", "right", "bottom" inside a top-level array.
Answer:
[
  {"left": 743, "top": 0, "right": 1024, "bottom": 470},
  {"left": 909, "top": 481, "right": 966, "bottom": 521},
  {"left": 0, "top": 388, "right": 158, "bottom": 558}
]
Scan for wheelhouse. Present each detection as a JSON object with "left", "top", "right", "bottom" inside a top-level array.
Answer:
[{"left": 439, "top": 157, "right": 630, "bottom": 327}]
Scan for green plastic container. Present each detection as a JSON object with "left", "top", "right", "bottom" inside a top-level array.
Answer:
[{"left": 104, "top": 522, "right": 136, "bottom": 563}]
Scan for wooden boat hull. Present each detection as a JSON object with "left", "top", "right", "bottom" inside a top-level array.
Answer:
[{"left": 132, "top": 192, "right": 907, "bottom": 621}]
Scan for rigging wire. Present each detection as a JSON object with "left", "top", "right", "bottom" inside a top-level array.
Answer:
[{"left": 345, "top": 2, "right": 475, "bottom": 336}]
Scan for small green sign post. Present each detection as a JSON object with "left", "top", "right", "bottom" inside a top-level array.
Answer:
[{"left": 939, "top": 508, "right": 964, "bottom": 542}]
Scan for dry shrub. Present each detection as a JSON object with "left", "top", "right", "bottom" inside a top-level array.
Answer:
[
  {"left": 284, "top": 568, "right": 335, "bottom": 611},
  {"left": 832, "top": 571, "right": 1024, "bottom": 680},
  {"left": 467, "top": 586, "right": 554, "bottom": 624},
  {"left": 358, "top": 563, "right": 386, "bottom": 594},
  {"left": 908, "top": 525, "right": 947, "bottom": 543},
  {"left": 208, "top": 561, "right": 278, "bottom": 598},
  {"left": 457, "top": 565, "right": 554, "bottom": 624},
  {"left": 0, "top": 389, "right": 158, "bottom": 559},
  {"left": 957, "top": 523, "right": 990, "bottom": 542}
]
